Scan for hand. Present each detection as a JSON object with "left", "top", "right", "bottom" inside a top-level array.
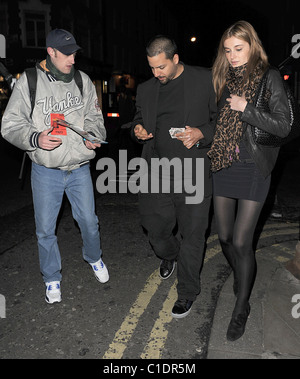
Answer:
[
  {"left": 134, "top": 124, "right": 153, "bottom": 141},
  {"left": 84, "top": 140, "right": 101, "bottom": 150},
  {"left": 176, "top": 126, "right": 204, "bottom": 150},
  {"left": 227, "top": 94, "right": 248, "bottom": 112},
  {"left": 38, "top": 127, "right": 62, "bottom": 151}
]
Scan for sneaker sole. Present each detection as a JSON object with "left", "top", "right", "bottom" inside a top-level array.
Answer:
[
  {"left": 171, "top": 307, "right": 192, "bottom": 319},
  {"left": 45, "top": 296, "right": 62, "bottom": 304},
  {"left": 93, "top": 272, "right": 109, "bottom": 284},
  {"left": 159, "top": 261, "right": 176, "bottom": 280}
]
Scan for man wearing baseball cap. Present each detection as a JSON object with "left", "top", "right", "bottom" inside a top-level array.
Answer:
[
  {"left": 46, "top": 29, "right": 82, "bottom": 76},
  {"left": 1, "top": 29, "right": 109, "bottom": 304}
]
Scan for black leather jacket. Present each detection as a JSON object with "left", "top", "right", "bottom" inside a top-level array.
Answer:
[{"left": 220, "top": 68, "right": 290, "bottom": 178}]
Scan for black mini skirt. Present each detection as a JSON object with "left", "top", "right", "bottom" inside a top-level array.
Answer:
[{"left": 212, "top": 161, "right": 271, "bottom": 203}]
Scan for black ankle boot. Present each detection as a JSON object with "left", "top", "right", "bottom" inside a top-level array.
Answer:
[{"left": 226, "top": 303, "right": 251, "bottom": 342}]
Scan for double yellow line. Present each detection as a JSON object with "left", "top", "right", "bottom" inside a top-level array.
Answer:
[
  {"left": 102, "top": 270, "right": 163, "bottom": 359},
  {"left": 103, "top": 223, "right": 299, "bottom": 359}
]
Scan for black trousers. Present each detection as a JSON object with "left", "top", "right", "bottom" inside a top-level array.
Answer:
[{"left": 139, "top": 192, "right": 212, "bottom": 301}]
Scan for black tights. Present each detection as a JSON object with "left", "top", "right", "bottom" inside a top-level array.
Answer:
[{"left": 214, "top": 196, "right": 264, "bottom": 315}]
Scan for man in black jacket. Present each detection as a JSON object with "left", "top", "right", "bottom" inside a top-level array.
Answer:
[{"left": 132, "top": 36, "right": 217, "bottom": 318}]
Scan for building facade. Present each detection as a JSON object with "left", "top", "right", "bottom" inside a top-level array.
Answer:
[{"left": 0, "top": 0, "right": 178, "bottom": 115}]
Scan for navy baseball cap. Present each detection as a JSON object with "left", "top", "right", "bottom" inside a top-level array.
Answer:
[{"left": 46, "top": 29, "right": 81, "bottom": 55}]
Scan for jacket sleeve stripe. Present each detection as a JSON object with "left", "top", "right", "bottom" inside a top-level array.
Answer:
[{"left": 30, "top": 132, "right": 41, "bottom": 148}]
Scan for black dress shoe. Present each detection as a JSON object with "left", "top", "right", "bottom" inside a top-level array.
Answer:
[
  {"left": 227, "top": 303, "right": 251, "bottom": 341},
  {"left": 159, "top": 259, "right": 176, "bottom": 280},
  {"left": 171, "top": 299, "right": 193, "bottom": 319}
]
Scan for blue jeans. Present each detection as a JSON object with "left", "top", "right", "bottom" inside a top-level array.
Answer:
[{"left": 31, "top": 162, "right": 102, "bottom": 283}]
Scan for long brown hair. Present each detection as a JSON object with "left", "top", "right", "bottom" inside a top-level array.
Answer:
[{"left": 212, "top": 20, "right": 269, "bottom": 101}]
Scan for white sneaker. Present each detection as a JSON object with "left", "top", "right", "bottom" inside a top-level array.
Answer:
[
  {"left": 90, "top": 259, "right": 109, "bottom": 283},
  {"left": 45, "top": 281, "right": 62, "bottom": 304}
]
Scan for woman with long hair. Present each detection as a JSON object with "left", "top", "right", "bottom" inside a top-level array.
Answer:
[{"left": 208, "top": 21, "right": 290, "bottom": 341}]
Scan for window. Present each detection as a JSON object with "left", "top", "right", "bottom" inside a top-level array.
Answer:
[{"left": 25, "top": 12, "right": 46, "bottom": 48}]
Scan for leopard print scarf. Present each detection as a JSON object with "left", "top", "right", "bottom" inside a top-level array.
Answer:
[{"left": 208, "top": 63, "right": 265, "bottom": 173}]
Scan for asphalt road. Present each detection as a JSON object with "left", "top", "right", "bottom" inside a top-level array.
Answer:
[{"left": 0, "top": 195, "right": 299, "bottom": 360}]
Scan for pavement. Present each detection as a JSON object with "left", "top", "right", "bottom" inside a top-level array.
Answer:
[
  {"left": 207, "top": 240, "right": 300, "bottom": 359},
  {"left": 0, "top": 136, "right": 300, "bottom": 360}
]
